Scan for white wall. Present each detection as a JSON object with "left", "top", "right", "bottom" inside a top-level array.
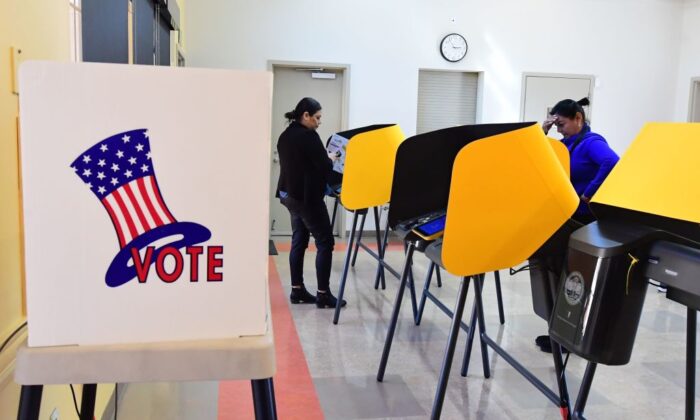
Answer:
[
  {"left": 185, "top": 0, "right": 685, "bottom": 154},
  {"left": 675, "top": 0, "right": 700, "bottom": 120}
]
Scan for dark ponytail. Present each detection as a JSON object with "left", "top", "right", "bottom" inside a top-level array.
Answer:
[
  {"left": 285, "top": 97, "right": 322, "bottom": 122},
  {"left": 550, "top": 97, "right": 590, "bottom": 123}
]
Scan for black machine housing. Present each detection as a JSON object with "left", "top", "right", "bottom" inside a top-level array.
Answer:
[{"left": 548, "top": 222, "right": 661, "bottom": 365}]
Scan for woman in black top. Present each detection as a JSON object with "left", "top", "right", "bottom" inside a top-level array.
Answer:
[{"left": 276, "top": 97, "right": 346, "bottom": 309}]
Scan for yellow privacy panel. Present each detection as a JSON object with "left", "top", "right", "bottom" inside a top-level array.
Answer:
[
  {"left": 341, "top": 124, "right": 405, "bottom": 210},
  {"left": 549, "top": 137, "right": 570, "bottom": 177},
  {"left": 591, "top": 123, "right": 700, "bottom": 223},
  {"left": 441, "top": 123, "right": 578, "bottom": 276}
]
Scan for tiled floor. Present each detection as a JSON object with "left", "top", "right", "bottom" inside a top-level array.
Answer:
[
  {"left": 114, "top": 240, "right": 700, "bottom": 419},
  {"left": 278, "top": 244, "right": 699, "bottom": 419}
]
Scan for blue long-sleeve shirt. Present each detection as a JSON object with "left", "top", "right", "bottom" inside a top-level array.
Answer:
[{"left": 562, "top": 125, "right": 619, "bottom": 217}]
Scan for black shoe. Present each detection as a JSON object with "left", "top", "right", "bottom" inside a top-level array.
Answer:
[
  {"left": 535, "top": 335, "right": 549, "bottom": 347},
  {"left": 535, "top": 335, "right": 569, "bottom": 354},
  {"left": 290, "top": 286, "right": 317, "bottom": 304},
  {"left": 316, "top": 291, "right": 347, "bottom": 309}
]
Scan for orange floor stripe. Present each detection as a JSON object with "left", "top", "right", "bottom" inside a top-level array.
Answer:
[{"left": 218, "top": 258, "right": 324, "bottom": 420}]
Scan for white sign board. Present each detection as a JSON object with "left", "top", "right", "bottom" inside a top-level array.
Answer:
[{"left": 20, "top": 62, "right": 272, "bottom": 347}]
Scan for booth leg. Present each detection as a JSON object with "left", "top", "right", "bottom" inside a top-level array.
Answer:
[
  {"left": 460, "top": 300, "right": 479, "bottom": 377},
  {"left": 17, "top": 385, "right": 43, "bottom": 420},
  {"left": 687, "top": 308, "right": 696, "bottom": 420},
  {"left": 351, "top": 211, "right": 367, "bottom": 267},
  {"left": 374, "top": 215, "right": 391, "bottom": 290},
  {"left": 251, "top": 378, "right": 278, "bottom": 420},
  {"left": 494, "top": 270, "right": 506, "bottom": 325},
  {"left": 79, "top": 384, "right": 97, "bottom": 420},
  {"left": 404, "top": 242, "right": 419, "bottom": 320},
  {"left": 333, "top": 211, "right": 359, "bottom": 324},
  {"left": 473, "top": 274, "right": 492, "bottom": 379},
  {"left": 377, "top": 242, "right": 416, "bottom": 381},
  {"left": 431, "top": 276, "right": 470, "bottom": 420},
  {"left": 572, "top": 362, "right": 597, "bottom": 420},
  {"left": 372, "top": 206, "right": 387, "bottom": 289},
  {"left": 415, "top": 262, "right": 436, "bottom": 325},
  {"left": 330, "top": 196, "right": 339, "bottom": 231},
  {"left": 550, "top": 341, "right": 572, "bottom": 420}
]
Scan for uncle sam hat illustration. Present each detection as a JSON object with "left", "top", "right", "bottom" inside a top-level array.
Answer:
[{"left": 70, "top": 129, "right": 212, "bottom": 287}]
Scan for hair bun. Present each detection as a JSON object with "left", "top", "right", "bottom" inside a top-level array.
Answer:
[{"left": 577, "top": 97, "right": 590, "bottom": 106}]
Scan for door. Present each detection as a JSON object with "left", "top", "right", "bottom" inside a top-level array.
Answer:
[
  {"left": 689, "top": 78, "right": 700, "bottom": 122},
  {"left": 521, "top": 73, "right": 594, "bottom": 139},
  {"left": 270, "top": 66, "right": 345, "bottom": 236}
]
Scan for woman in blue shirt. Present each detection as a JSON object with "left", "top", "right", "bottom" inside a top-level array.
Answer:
[
  {"left": 543, "top": 98, "right": 619, "bottom": 224},
  {"left": 534, "top": 98, "right": 620, "bottom": 354}
]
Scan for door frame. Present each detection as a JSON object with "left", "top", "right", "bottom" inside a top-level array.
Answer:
[
  {"left": 520, "top": 72, "right": 596, "bottom": 122},
  {"left": 267, "top": 60, "right": 351, "bottom": 238},
  {"left": 688, "top": 77, "right": 700, "bottom": 122}
]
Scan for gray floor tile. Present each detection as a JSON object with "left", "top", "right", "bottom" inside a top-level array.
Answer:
[{"left": 314, "top": 374, "right": 426, "bottom": 419}]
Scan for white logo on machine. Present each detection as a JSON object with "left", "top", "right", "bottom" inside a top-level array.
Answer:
[{"left": 564, "top": 271, "right": 585, "bottom": 306}]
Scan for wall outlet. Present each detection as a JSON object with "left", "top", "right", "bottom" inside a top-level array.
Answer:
[{"left": 49, "top": 408, "right": 59, "bottom": 420}]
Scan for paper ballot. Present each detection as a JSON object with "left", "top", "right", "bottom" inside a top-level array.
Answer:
[{"left": 327, "top": 133, "right": 349, "bottom": 173}]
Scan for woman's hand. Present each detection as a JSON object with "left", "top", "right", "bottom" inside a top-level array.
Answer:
[
  {"left": 328, "top": 151, "right": 339, "bottom": 162},
  {"left": 543, "top": 115, "right": 557, "bottom": 134}
]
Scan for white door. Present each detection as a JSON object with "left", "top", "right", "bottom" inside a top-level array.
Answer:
[
  {"left": 269, "top": 66, "right": 345, "bottom": 236},
  {"left": 689, "top": 79, "right": 700, "bottom": 122},
  {"left": 521, "top": 73, "right": 594, "bottom": 139}
]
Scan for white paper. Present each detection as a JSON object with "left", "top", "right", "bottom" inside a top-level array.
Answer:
[{"left": 327, "top": 133, "right": 349, "bottom": 173}]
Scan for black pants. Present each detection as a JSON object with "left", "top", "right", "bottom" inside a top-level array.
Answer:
[{"left": 281, "top": 197, "right": 335, "bottom": 291}]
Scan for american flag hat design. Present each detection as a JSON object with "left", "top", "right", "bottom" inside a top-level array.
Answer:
[{"left": 71, "top": 129, "right": 211, "bottom": 287}]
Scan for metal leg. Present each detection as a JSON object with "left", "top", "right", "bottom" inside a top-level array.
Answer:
[
  {"left": 431, "top": 276, "right": 471, "bottom": 419},
  {"left": 572, "top": 362, "right": 597, "bottom": 420},
  {"left": 436, "top": 266, "right": 442, "bottom": 288},
  {"left": 377, "top": 242, "right": 416, "bottom": 381},
  {"left": 251, "top": 378, "right": 278, "bottom": 420},
  {"left": 550, "top": 341, "right": 572, "bottom": 420},
  {"left": 406, "top": 243, "right": 419, "bottom": 320},
  {"left": 372, "top": 207, "right": 387, "bottom": 289},
  {"left": 374, "top": 214, "right": 391, "bottom": 290},
  {"left": 351, "top": 211, "right": 367, "bottom": 267},
  {"left": 330, "top": 196, "right": 339, "bottom": 231},
  {"left": 409, "top": 277, "right": 418, "bottom": 317},
  {"left": 687, "top": 308, "right": 696, "bottom": 420},
  {"left": 80, "top": 384, "right": 97, "bottom": 420},
  {"left": 17, "top": 385, "right": 43, "bottom": 420},
  {"left": 460, "top": 300, "right": 479, "bottom": 377},
  {"left": 473, "top": 274, "right": 492, "bottom": 379},
  {"left": 333, "top": 211, "right": 360, "bottom": 324},
  {"left": 415, "top": 262, "right": 436, "bottom": 325},
  {"left": 494, "top": 270, "right": 505, "bottom": 325}
]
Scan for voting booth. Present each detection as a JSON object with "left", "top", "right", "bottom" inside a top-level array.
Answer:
[
  {"left": 327, "top": 124, "right": 406, "bottom": 324},
  {"left": 15, "top": 62, "right": 277, "bottom": 419},
  {"left": 375, "top": 122, "right": 580, "bottom": 419},
  {"left": 377, "top": 123, "right": 538, "bottom": 381},
  {"left": 548, "top": 123, "right": 700, "bottom": 420}
]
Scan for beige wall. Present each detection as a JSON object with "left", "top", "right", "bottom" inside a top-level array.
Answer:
[
  {"left": 0, "top": 1, "right": 112, "bottom": 418},
  {"left": 1, "top": 0, "right": 71, "bottom": 344}
]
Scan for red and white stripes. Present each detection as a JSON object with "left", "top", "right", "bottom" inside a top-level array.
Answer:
[{"left": 101, "top": 176, "right": 176, "bottom": 247}]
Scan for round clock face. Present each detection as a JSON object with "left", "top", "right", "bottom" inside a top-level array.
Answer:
[{"left": 440, "top": 33, "right": 468, "bottom": 62}]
